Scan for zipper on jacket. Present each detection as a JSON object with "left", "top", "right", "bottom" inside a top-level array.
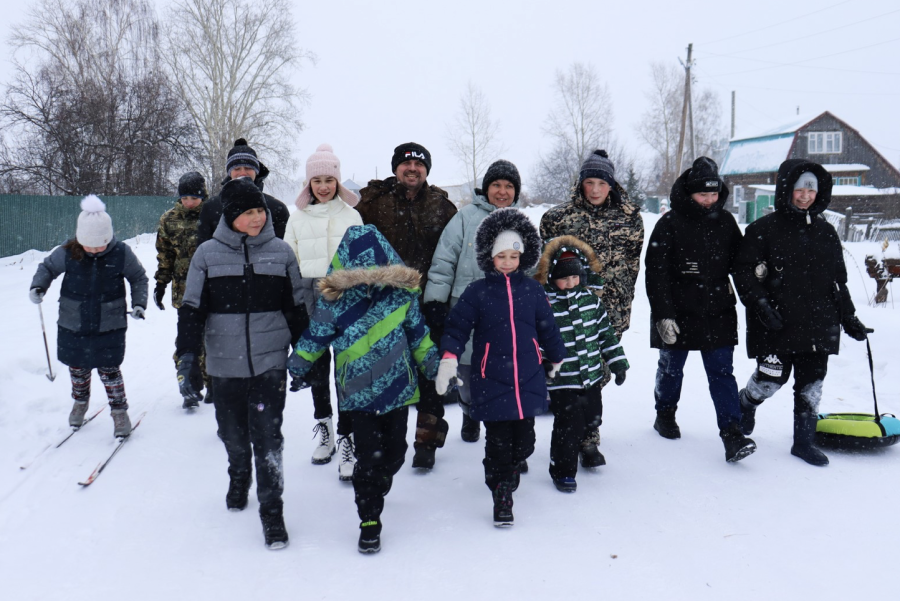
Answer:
[
  {"left": 481, "top": 343, "right": 490, "bottom": 378},
  {"left": 505, "top": 274, "right": 524, "bottom": 420},
  {"left": 243, "top": 238, "right": 255, "bottom": 377}
]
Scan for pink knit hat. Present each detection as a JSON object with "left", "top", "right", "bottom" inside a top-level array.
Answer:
[{"left": 295, "top": 143, "right": 359, "bottom": 209}]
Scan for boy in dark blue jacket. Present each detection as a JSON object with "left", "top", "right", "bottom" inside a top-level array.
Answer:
[{"left": 436, "top": 208, "right": 566, "bottom": 527}]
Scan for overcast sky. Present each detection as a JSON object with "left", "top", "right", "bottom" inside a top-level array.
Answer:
[{"left": 2, "top": 0, "right": 898, "bottom": 192}]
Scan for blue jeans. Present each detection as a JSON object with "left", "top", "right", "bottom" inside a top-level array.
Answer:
[{"left": 654, "top": 347, "right": 741, "bottom": 431}]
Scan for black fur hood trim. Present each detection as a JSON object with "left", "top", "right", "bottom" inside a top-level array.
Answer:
[{"left": 474, "top": 207, "right": 542, "bottom": 273}]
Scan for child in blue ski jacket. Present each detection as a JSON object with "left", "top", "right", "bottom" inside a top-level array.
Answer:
[
  {"left": 436, "top": 207, "right": 566, "bottom": 527},
  {"left": 287, "top": 224, "right": 439, "bottom": 554}
]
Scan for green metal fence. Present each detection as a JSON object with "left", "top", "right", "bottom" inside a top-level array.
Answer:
[{"left": 0, "top": 195, "right": 175, "bottom": 257}]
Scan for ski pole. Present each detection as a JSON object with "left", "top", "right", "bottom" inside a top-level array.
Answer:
[{"left": 37, "top": 304, "right": 56, "bottom": 382}]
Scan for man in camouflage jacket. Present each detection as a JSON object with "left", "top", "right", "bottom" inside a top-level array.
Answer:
[
  {"left": 540, "top": 150, "right": 643, "bottom": 460},
  {"left": 155, "top": 172, "right": 207, "bottom": 309},
  {"left": 155, "top": 171, "right": 210, "bottom": 405},
  {"left": 356, "top": 142, "right": 458, "bottom": 470}
]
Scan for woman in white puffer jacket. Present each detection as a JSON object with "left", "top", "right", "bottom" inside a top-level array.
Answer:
[{"left": 284, "top": 144, "right": 362, "bottom": 478}]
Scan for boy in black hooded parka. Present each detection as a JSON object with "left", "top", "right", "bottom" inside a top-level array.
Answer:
[{"left": 732, "top": 159, "right": 872, "bottom": 466}]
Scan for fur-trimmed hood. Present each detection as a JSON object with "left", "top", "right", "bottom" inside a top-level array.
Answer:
[
  {"left": 474, "top": 207, "right": 542, "bottom": 273},
  {"left": 534, "top": 235, "right": 602, "bottom": 285},
  {"left": 317, "top": 224, "right": 417, "bottom": 300},
  {"left": 318, "top": 264, "right": 421, "bottom": 301}
]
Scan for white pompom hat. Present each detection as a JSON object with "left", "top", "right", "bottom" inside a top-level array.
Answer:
[
  {"left": 294, "top": 143, "right": 359, "bottom": 210},
  {"left": 76, "top": 195, "right": 113, "bottom": 247}
]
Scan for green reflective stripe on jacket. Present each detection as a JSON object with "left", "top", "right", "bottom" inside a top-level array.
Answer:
[{"left": 335, "top": 302, "right": 410, "bottom": 371}]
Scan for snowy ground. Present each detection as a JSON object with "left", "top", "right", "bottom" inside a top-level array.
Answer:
[{"left": 1, "top": 210, "right": 898, "bottom": 601}]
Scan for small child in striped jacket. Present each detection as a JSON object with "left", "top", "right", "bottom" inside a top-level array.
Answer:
[{"left": 534, "top": 235, "right": 629, "bottom": 493}]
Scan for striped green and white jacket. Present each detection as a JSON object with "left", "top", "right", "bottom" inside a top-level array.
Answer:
[{"left": 544, "top": 280, "right": 628, "bottom": 390}]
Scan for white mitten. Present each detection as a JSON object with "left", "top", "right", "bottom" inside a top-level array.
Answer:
[
  {"left": 435, "top": 357, "right": 460, "bottom": 395},
  {"left": 656, "top": 319, "right": 680, "bottom": 345}
]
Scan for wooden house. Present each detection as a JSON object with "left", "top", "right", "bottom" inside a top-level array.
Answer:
[{"left": 720, "top": 112, "right": 900, "bottom": 221}]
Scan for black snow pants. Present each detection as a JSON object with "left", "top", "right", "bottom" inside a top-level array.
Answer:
[
  {"left": 483, "top": 418, "right": 536, "bottom": 491},
  {"left": 549, "top": 386, "right": 603, "bottom": 480},
  {"left": 745, "top": 352, "right": 829, "bottom": 414},
  {"left": 308, "top": 347, "right": 351, "bottom": 436},
  {"left": 349, "top": 406, "right": 409, "bottom": 522},
  {"left": 213, "top": 368, "right": 286, "bottom": 513}
]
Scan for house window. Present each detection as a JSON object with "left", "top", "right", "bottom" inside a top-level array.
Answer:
[
  {"left": 834, "top": 176, "right": 860, "bottom": 186},
  {"left": 808, "top": 132, "right": 842, "bottom": 154}
]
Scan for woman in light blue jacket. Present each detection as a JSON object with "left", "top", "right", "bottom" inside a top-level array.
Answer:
[{"left": 424, "top": 159, "right": 521, "bottom": 443}]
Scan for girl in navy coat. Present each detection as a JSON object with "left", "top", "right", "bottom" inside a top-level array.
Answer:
[
  {"left": 29, "top": 196, "right": 148, "bottom": 439},
  {"left": 436, "top": 208, "right": 566, "bottom": 527}
]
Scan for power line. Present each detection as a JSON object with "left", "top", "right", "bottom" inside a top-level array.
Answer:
[
  {"left": 694, "top": 64, "right": 900, "bottom": 97},
  {"left": 697, "top": 1, "right": 851, "bottom": 46},
  {"left": 698, "top": 7, "right": 900, "bottom": 58},
  {"left": 698, "top": 36, "right": 900, "bottom": 78}
]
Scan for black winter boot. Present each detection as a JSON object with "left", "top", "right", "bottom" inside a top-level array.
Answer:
[
  {"left": 580, "top": 428, "right": 606, "bottom": 467},
  {"left": 653, "top": 408, "right": 681, "bottom": 439},
  {"left": 492, "top": 481, "right": 514, "bottom": 527},
  {"left": 358, "top": 519, "right": 382, "bottom": 554},
  {"left": 791, "top": 412, "right": 829, "bottom": 466},
  {"left": 460, "top": 413, "right": 481, "bottom": 443},
  {"left": 411, "top": 445, "right": 436, "bottom": 469},
  {"left": 719, "top": 423, "right": 757, "bottom": 463},
  {"left": 226, "top": 473, "right": 252, "bottom": 511},
  {"left": 260, "top": 507, "right": 289, "bottom": 550},
  {"left": 739, "top": 389, "right": 760, "bottom": 436}
]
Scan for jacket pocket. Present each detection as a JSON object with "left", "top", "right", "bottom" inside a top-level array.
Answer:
[
  {"left": 99, "top": 297, "right": 127, "bottom": 332},
  {"left": 532, "top": 338, "right": 542, "bottom": 364},
  {"left": 58, "top": 297, "right": 82, "bottom": 332},
  {"left": 480, "top": 343, "right": 490, "bottom": 378}
]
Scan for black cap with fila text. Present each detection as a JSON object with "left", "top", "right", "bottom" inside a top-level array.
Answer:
[{"left": 391, "top": 142, "right": 432, "bottom": 175}]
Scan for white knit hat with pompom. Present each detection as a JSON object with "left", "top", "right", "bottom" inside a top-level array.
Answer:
[{"left": 76, "top": 195, "right": 113, "bottom": 247}]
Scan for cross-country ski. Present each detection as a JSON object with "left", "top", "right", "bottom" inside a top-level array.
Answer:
[
  {"left": 18, "top": 407, "right": 107, "bottom": 470},
  {"left": 77, "top": 412, "right": 147, "bottom": 487}
]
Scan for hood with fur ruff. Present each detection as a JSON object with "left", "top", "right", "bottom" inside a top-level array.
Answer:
[{"left": 534, "top": 235, "right": 602, "bottom": 285}]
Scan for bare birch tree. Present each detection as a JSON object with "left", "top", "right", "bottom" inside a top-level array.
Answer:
[
  {"left": 162, "top": 0, "right": 314, "bottom": 183},
  {"left": 636, "top": 62, "right": 726, "bottom": 195},
  {"left": 445, "top": 81, "right": 503, "bottom": 192},
  {"left": 531, "top": 62, "right": 615, "bottom": 203}
]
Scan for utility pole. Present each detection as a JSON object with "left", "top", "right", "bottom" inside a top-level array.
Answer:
[
  {"left": 675, "top": 43, "right": 694, "bottom": 176},
  {"left": 731, "top": 91, "right": 736, "bottom": 139}
]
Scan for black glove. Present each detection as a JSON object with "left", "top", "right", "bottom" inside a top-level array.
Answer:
[
  {"left": 290, "top": 374, "right": 311, "bottom": 392},
  {"left": 614, "top": 370, "right": 626, "bottom": 386},
  {"left": 842, "top": 315, "right": 873, "bottom": 341},
  {"left": 422, "top": 301, "right": 449, "bottom": 341},
  {"left": 756, "top": 298, "right": 784, "bottom": 331},
  {"left": 176, "top": 353, "right": 204, "bottom": 405},
  {"left": 154, "top": 283, "right": 166, "bottom": 310}
]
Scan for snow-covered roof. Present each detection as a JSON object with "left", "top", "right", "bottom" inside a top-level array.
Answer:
[
  {"left": 731, "top": 114, "right": 817, "bottom": 142},
  {"left": 750, "top": 184, "right": 900, "bottom": 197},
  {"left": 721, "top": 134, "right": 794, "bottom": 176},
  {"left": 821, "top": 164, "right": 870, "bottom": 173}
]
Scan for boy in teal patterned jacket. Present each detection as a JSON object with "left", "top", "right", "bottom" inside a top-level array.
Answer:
[
  {"left": 534, "top": 235, "right": 629, "bottom": 492},
  {"left": 288, "top": 225, "right": 439, "bottom": 554}
]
